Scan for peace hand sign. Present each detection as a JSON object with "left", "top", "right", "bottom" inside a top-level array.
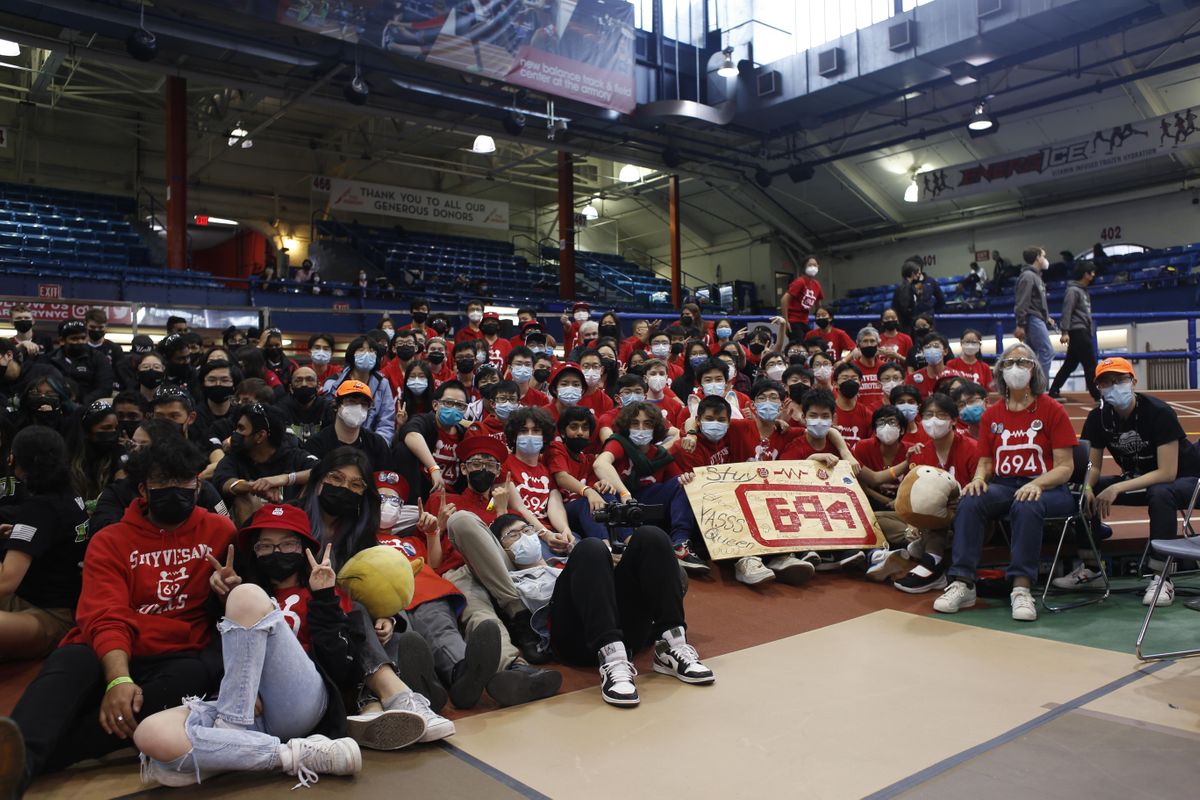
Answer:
[
  {"left": 206, "top": 544, "right": 241, "bottom": 597},
  {"left": 396, "top": 398, "right": 408, "bottom": 425},
  {"left": 306, "top": 544, "right": 336, "bottom": 591}
]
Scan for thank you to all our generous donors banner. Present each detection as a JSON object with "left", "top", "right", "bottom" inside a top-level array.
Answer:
[
  {"left": 315, "top": 176, "right": 510, "bottom": 231},
  {"left": 683, "top": 461, "right": 884, "bottom": 560},
  {"left": 918, "top": 107, "right": 1200, "bottom": 202}
]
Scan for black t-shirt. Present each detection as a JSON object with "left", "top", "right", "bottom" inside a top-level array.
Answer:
[
  {"left": 277, "top": 394, "right": 332, "bottom": 444},
  {"left": 0, "top": 489, "right": 90, "bottom": 609},
  {"left": 304, "top": 424, "right": 395, "bottom": 474},
  {"left": 213, "top": 440, "right": 319, "bottom": 502},
  {"left": 1082, "top": 393, "right": 1200, "bottom": 478}
]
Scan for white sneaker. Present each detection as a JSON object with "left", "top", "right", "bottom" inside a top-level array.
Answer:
[
  {"left": 1143, "top": 575, "right": 1176, "bottom": 607},
  {"left": 598, "top": 642, "right": 639, "bottom": 706},
  {"left": 1051, "top": 563, "right": 1104, "bottom": 590},
  {"left": 735, "top": 556, "right": 775, "bottom": 585},
  {"left": 800, "top": 551, "right": 822, "bottom": 567},
  {"left": 1010, "top": 587, "right": 1038, "bottom": 621},
  {"left": 385, "top": 691, "right": 456, "bottom": 742},
  {"left": 282, "top": 735, "right": 361, "bottom": 789},
  {"left": 866, "top": 549, "right": 910, "bottom": 582},
  {"left": 345, "top": 708, "right": 426, "bottom": 750},
  {"left": 653, "top": 630, "right": 715, "bottom": 685},
  {"left": 933, "top": 580, "right": 977, "bottom": 613},
  {"left": 764, "top": 554, "right": 816, "bottom": 585}
]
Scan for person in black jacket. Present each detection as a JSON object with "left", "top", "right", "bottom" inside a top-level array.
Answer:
[
  {"left": 890, "top": 262, "right": 920, "bottom": 335},
  {"left": 133, "top": 503, "right": 426, "bottom": 788},
  {"left": 46, "top": 320, "right": 114, "bottom": 406},
  {"left": 276, "top": 367, "right": 330, "bottom": 444}
]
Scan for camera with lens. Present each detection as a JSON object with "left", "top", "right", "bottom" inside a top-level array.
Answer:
[{"left": 592, "top": 501, "right": 665, "bottom": 528}]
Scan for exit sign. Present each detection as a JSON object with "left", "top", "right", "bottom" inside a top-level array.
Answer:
[
  {"left": 38, "top": 284, "right": 61, "bottom": 299},
  {"left": 333, "top": 302, "right": 350, "bottom": 311}
]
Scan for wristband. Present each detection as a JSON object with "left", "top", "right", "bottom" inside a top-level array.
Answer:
[
  {"left": 229, "top": 479, "right": 246, "bottom": 494},
  {"left": 106, "top": 676, "right": 134, "bottom": 693},
  {"left": 426, "top": 464, "right": 441, "bottom": 474},
  {"left": 887, "top": 466, "right": 896, "bottom": 480},
  {"left": 287, "top": 471, "right": 297, "bottom": 487}
]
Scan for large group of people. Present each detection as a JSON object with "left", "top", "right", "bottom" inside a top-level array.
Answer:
[{"left": 0, "top": 249, "right": 1196, "bottom": 793}]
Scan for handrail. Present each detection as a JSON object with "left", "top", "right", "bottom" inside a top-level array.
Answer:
[{"left": 135, "top": 186, "right": 192, "bottom": 268}]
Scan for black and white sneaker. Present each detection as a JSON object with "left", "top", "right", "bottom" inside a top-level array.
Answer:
[
  {"left": 893, "top": 555, "right": 948, "bottom": 594},
  {"left": 653, "top": 629, "right": 715, "bottom": 685},
  {"left": 838, "top": 550, "right": 867, "bottom": 572},
  {"left": 597, "top": 642, "right": 639, "bottom": 706},
  {"left": 675, "top": 542, "right": 711, "bottom": 576}
]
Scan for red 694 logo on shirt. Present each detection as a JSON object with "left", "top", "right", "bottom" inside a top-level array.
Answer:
[{"left": 993, "top": 428, "right": 1046, "bottom": 476}]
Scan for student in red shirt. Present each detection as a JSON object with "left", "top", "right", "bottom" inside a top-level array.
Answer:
[
  {"left": 548, "top": 406, "right": 615, "bottom": 540},
  {"left": 944, "top": 328, "right": 993, "bottom": 391},
  {"left": 505, "top": 346, "right": 549, "bottom": 408},
  {"left": 910, "top": 332, "right": 952, "bottom": 400},
  {"left": 854, "top": 404, "right": 916, "bottom": 527},
  {"left": 779, "top": 389, "right": 858, "bottom": 467},
  {"left": 425, "top": 338, "right": 454, "bottom": 386},
  {"left": 845, "top": 326, "right": 890, "bottom": 408},
  {"left": 9, "top": 435, "right": 236, "bottom": 792},
  {"left": 877, "top": 362, "right": 906, "bottom": 409},
  {"left": 781, "top": 256, "right": 824, "bottom": 338},
  {"left": 541, "top": 362, "right": 586, "bottom": 422},
  {"left": 501, "top": 407, "right": 575, "bottom": 549},
  {"left": 560, "top": 302, "right": 591, "bottom": 355},
  {"left": 591, "top": 401, "right": 707, "bottom": 574},
  {"left": 806, "top": 307, "right": 856, "bottom": 360},
  {"left": 934, "top": 344, "right": 1077, "bottom": 622},
  {"left": 479, "top": 312, "right": 512, "bottom": 371},
  {"left": 878, "top": 309, "right": 913, "bottom": 361},
  {"left": 951, "top": 381, "right": 988, "bottom": 439},
  {"left": 619, "top": 319, "right": 651, "bottom": 364},
  {"left": 508, "top": 308, "right": 540, "bottom": 349},
  {"left": 833, "top": 363, "right": 874, "bottom": 446},
  {"left": 730, "top": 379, "right": 802, "bottom": 462},
  {"left": 453, "top": 300, "right": 485, "bottom": 344},
  {"left": 464, "top": 379, "right": 517, "bottom": 443},
  {"left": 577, "top": 350, "right": 616, "bottom": 418},
  {"left": 640, "top": 360, "right": 689, "bottom": 428},
  {"left": 889, "top": 383, "right": 923, "bottom": 446},
  {"left": 307, "top": 333, "right": 342, "bottom": 388}
]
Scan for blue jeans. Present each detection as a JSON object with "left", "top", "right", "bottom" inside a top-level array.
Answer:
[
  {"left": 1025, "top": 316, "right": 1054, "bottom": 381},
  {"left": 948, "top": 477, "right": 1074, "bottom": 582},
  {"left": 148, "top": 606, "right": 328, "bottom": 783},
  {"left": 564, "top": 494, "right": 621, "bottom": 541},
  {"left": 633, "top": 477, "right": 698, "bottom": 548}
]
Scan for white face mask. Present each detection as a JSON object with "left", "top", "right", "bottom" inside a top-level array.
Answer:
[
  {"left": 881, "top": 379, "right": 901, "bottom": 396},
  {"left": 921, "top": 417, "right": 952, "bottom": 439},
  {"left": 1003, "top": 366, "right": 1032, "bottom": 390},
  {"left": 805, "top": 417, "right": 832, "bottom": 437},
  {"left": 583, "top": 368, "right": 602, "bottom": 386},
  {"left": 805, "top": 265, "right": 819, "bottom": 277},
  {"left": 380, "top": 503, "right": 403, "bottom": 530},
  {"left": 961, "top": 342, "right": 980, "bottom": 357},
  {"left": 510, "top": 365, "right": 533, "bottom": 384},
  {"left": 701, "top": 381, "right": 725, "bottom": 397},
  {"left": 468, "top": 311, "right": 483, "bottom": 323},
  {"left": 651, "top": 343, "right": 670, "bottom": 358},
  {"left": 338, "top": 404, "right": 369, "bottom": 429},
  {"left": 574, "top": 311, "right": 589, "bottom": 323},
  {"left": 628, "top": 428, "right": 655, "bottom": 446},
  {"left": 509, "top": 532, "right": 542, "bottom": 566},
  {"left": 647, "top": 374, "right": 668, "bottom": 393},
  {"left": 875, "top": 423, "right": 900, "bottom": 445},
  {"left": 406, "top": 378, "right": 428, "bottom": 395},
  {"left": 766, "top": 365, "right": 786, "bottom": 381},
  {"left": 309, "top": 348, "right": 332, "bottom": 366},
  {"left": 813, "top": 365, "right": 833, "bottom": 382}
]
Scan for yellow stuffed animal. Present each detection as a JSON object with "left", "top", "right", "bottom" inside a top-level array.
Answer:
[
  {"left": 894, "top": 466, "right": 960, "bottom": 530},
  {"left": 336, "top": 546, "right": 420, "bottom": 619}
]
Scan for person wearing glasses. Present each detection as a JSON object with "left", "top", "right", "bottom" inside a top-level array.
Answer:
[
  {"left": 397, "top": 381, "right": 471, "bottom": 498},
  {"left": 303, "top": 380, "right": 394, "bottom": 474},
  {"left": 215, "top": 403, "right": 318, "bottom": 526},
  {"left": 194, "top": 360, "right": 242, "bottom": 444},
  {"left": 934, "top": 344, "right": 1078, "bottom": 622},
  {"left": 6, "top": 435, "right": 235, "bottom": 794},
  {"left": 1063, "top": 357, "right": 1200, "bottom": 605},
  {"left": 319, "top": 336, "right": 395, "bottom": 446}
]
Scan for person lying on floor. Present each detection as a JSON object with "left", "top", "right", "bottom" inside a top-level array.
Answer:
[{"left": 489, "top": 513, "right": 714, "bottom": 706}]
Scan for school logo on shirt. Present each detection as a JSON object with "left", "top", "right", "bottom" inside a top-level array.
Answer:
[
  {"left": 994, "top": 428, "right": 1046, "bottom": 476},
  {"left": 752, "top": 441, "right": 778, "bottom": 462},
  {"left": 515, "top": 472, "right": 551, "bottom": 517}
]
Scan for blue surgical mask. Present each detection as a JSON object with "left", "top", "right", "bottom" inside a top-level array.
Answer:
[
  {"left": 383, "top": 328, "right": 395, "bottom": 340},
  {"left": 922, "top": 347, "right": 944, "bottom": 366},
  {"left": 309, "top": 349, "right": 331, "bottom": 366},
  {"left": 620, "top": 392, "right": 645, "bottom": 407},
  {"left": 700, "top": 420, "right": 729, "bottom": 442},
  {"left": 960, "top": 402, "right": 985, "bottom": 423},
  {"left": 557, "top": 385, "right": 583, "bottom": 405},
  {"left": 701, "top": 381, "right": 725, "bottom": 397},
  {"left": 510, "top": 365, "right": 533, "bottom": 383},
  {"left": 1102, "top": 382, "right": 1134, "bottom": 409},
  {"left": 406, "top": 378, "right": 428, "bottom": 396},
  {"left": 509, "top": 532, "right": 542, "bottom": 566},
  {"left": 515, "top": 434, "right": 544, "bottom": 456},
  {"left": 805, "top": 417, "right": 832, "bottom": 437},
  {"left": 494, "top": 401, "right": 518, "bottom": 420},
  {"left": 651, "top": 343, "right": 670, "bottom": 358},
  {"left": 354, "top": 351, "right": 377, "bottom": 371},
  {"left": 628, "top": 429, "right": 654, "bottom": 446},
  {"left": 755, "top": 400, "right": 781, "bottom": 422},
  {"left": 716, "top": 327, "right": 732, "bottom": 339},
  {"left": 437, "top": 406, "right": 465, "bottom": 427},
  {"left": 690, "top": 355, "right": 707, "bottom": 369},
  {"left": 896, "top": 403, "right": 918, "bottom": 422}
]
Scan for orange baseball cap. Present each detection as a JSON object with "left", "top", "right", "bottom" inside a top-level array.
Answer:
[
  {"left": 1095, "top": 357, "right": 1134, "bottom": 380},
  {"left": 335, "top": 379, "right": 373, "bottom": 399}
]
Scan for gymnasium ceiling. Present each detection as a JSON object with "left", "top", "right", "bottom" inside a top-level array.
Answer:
[{"left": 2, "top": 1, "right": 1200, "bottom": 260}]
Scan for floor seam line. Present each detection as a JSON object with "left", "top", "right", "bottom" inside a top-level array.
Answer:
[{"left": 436, "top": 739, "right": 553, "bottom": 800}]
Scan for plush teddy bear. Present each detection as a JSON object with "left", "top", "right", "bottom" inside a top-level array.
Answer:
[
  {"left": 894, "top": 466, "right": 960, "bottom": 530},
  {"left": 336, "top": 545, "right": 421, "bottom": 619}
]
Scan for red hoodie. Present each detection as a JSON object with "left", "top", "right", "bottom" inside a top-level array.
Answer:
[{"left": 63, "top": 500, "right": 236, "bottom": 659}]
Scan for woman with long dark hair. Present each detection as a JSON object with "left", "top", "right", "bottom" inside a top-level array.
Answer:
[{"left": 67, "top": 401, "right": 122, "bottom": 506}]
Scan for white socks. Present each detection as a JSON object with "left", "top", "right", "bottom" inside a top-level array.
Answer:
[
  {"left": 660, "top": 626, "right": 687, "bottom": 649},
  {"left": 598, "top": 641, "right": 627, "bottom": 665}
]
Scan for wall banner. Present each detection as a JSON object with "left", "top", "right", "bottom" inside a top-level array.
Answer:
[{"left": 316, "top": 176, "right": 510, "bottom": 231}]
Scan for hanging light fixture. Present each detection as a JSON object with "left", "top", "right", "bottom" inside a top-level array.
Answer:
[
  {"left": 967, "top": 101, "right": 996, "bottom": 133},
  {"left": 717, "top": 47, "right": 737, "bottom": 78},
  {"left": 470, "top": 134, "right": 496, "bottom": 154},
  {"left": 904, "top": 174, "right": 919, "bottom": 203},
  {"left": 0, "top": 40, "right": 20, "bottom": 58},
  {"left": 581, "top": 202, "right": 599, "bottom": 221},
  {"left": 228, "top": 124, "right": 251, "bottom": 148},
  {"left": 618, "top": 164, "right": 641, "bottom": 183}
]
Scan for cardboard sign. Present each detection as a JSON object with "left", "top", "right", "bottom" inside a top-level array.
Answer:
[{"left": 683, "top": 461, "right": 885, "bottom": 560}]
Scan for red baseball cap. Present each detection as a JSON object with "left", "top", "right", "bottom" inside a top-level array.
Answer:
[
  {"left": 375, "top": 469, "right": 410, "bottom": 498},
  {"left": 549, "top": 361, "right": 584, "bottom": 392},
  {"left": 571, "top": 302, "right": 590, "bottom": 312},
  {"left": 237, "top": 504, "right": 319, "bottom": 552},
  {"left": 458, "top": 435, "right": 508, "bottom": 463},
  {"left": 482, "top": 311, "right": 501, "bottom": 321}
]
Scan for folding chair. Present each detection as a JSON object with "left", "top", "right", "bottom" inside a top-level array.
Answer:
[
  {"left": 1038, "top": 439, "right": 1111, "bottom": 612},
  {"left": 1134, "top": 477, "right": 1200, "bottom": 575},
  {"left": 1135, "top": 535, "right": 1200, "bottom": 661}
]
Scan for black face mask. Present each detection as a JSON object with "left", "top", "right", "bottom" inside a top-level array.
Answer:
[
  {"left": 427, "top": 351, "right": 446, "bottom": 365},
  {"left": 881, "top": 320, "right": 899, "bottom": 332},
  {"left": 671, "top": 343, "right": 685, "bottom": 356},
  {"left": 203, "top": 384, "right": 235, "bottom": 404},
  {"left": 65, "top": 343, "right": 87, "bottom": 359},
  {"left": 838, "top": 380, "right": 860, "bottom": 399},
  {"left": 680, "top": 315, "right": 694, "bottom": 326},
  {"left": 860, "top": 345, "right": 879, "bottom": 360},
  {"left": 292, "top": 385, "right": 317, "bottom": 405},
  {"left": 167, "top": 361, "right": 192, "bottom": 380},
  {"left": 788, "top": 354, "right": 808, "bottom": 366},
  {"left": 318, "top": 485, "right": 361, "bottom": 518},
  {"left": 467, "top": 469, "right": 497, "bottom": 494},
  {"left": 815, "top": 318, "right": 831, "bottom": 328},
  {"left": 230, "top": 431, "right": 249, "bottom": 454},
  {"left": 411, "top": 312, "right": 428, "bottom": 324},
  {"left": 147, "top": 486, "right": 196, "bottom": 525},
  {"left": 455, "top": 358, "right": 477, "bottom": 374},
  {"left": 564, "top": 436, "right": 590, "bottom": 455},
  {"left": 119, "top": 419, "right": 141, "bottom": 438},
  {"left": 431, "top": 320, "right": 448, "bottom": 335},
  {"left": 258, "top": 552, "right": 307, "bottom": 582},
  {"left": 533, "top": 367, "right": 551, "bottom": 384},
  {"left": 87, "top": 328, "right": 105, "bottom": 342},
  {"left": 13, "top": 320, "right": 32, "bottom": 334},
  {"left": 263, "top": 347, "right": 283, "bottom": 362},
  {"left": 748, "top": 342, "right": 766, "bottom": 355},
  {"left": 33, "top": 407, "right": 61, "bottom": 426},
  {"left": 480, "top": 323, "right": 500, "bottom": 336},
  {"left": 788, "top": 383, "right": 809, "bottom": 404},
  {"left": 914, "top": 327, "right": 931, "bottom": 338},
  {"left": 601, "top": 357, "right": 617, "bottom": 374},
  {"left": 138, "top": 370, "right": 164, "bottom": 389},
  {"left": 599, "top": 324, "right": 619, "bottom": 338},
  {"left": 90, "top": 430, "right": 120, "bottom": 450},
  {"left": 396, "top": 346, "right": 416, "bottom": 361}
]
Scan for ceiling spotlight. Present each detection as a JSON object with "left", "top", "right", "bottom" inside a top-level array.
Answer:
[
  {"left": 618, "top": 164, "right": 641, "bottom": 183},
  {"left": 470, "top": 134, "right": 496, "bottom": 154},
  {"left": 125, "top": 1, "right": 157, "bottom": 62},
  {"left": 581, "top": 203, "right": 599, "bottom": 221},
  {"left": 904, "top": 174, "right": 919, "bottom": 203},
  {"left": 227, "top": 124, "right": 251, "bottom": 148},
  {"left": 967, "top": 101, "right": 996, "bottom": 133},
  {"left": 0, "top": 40, "right": 20, "bottom": 58},
  {"left": 717, "top": 47, "right": 737, "bottom": 78},
  {"left": 344, "top": 73, "right": 369, "bottom": 106},
  {"left": 502, "top": 110, "right": 526, "bottom": 137},
  {"left": 787, "top": 162, "right": 815, "bottom": 183},
  {"left": 754, "top": 167, "right": 773, "bottom": 188}
]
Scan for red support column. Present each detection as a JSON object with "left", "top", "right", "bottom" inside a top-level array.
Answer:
[
  {"left": 557, "top": 150, "right": 576, "bottom": 299},
  {"left": 669, "top": 174, "right": 681, "bottom": 308},
  {"left": 165, "top": 76, "right": 187, "bottom": 271}
]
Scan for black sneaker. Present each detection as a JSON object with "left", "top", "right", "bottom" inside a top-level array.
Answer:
[
  {"left": 674, "top": 542, "right": 711, "bottom": 576},
  {"left": 893, "top": 555, "right": 949, "bottom": 594},
  {"left": 652, "top": 630, "right": 715, "bottom": 685},
  {"left": 838, "top": 550, "right": 867, "bottom": 572},
  {"left": 448, "top": 620, "right": 502, "bottom": 709},
  {"left": 0, "top": 717, "right": 25, "bottom": 800},
  {"left": 598, "top": 644, "right": 639, "bottom": 707},
  {"left": 504, "top": 609, "right": 552, "bottom": 665},
  {"left": 393, "top": 631, "right": 448, "bottom": 713},
  {"left": 486, "top": 663, "right": 563, "bottom": 707}
]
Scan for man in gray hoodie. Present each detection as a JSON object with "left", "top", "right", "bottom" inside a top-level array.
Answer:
[
  {"left": 1049, "top": 261, "right": 1100, "bottom": 402},
  {"left": 1013, "top": 246, "right": 1058, "bottom": 384}
]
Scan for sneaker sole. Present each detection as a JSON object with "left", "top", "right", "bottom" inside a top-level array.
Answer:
[
  {"left": 893, "top": 575, "right": 948, "bottom": 594},
  {"left": 653, "top": 659, "right": 716, "bottom": 685},
  {"left": 418, "top": 720, "right": 457, "bottom": 743},
  {"left": 680, "top": 562, "right": 711, "bottom": 576},
  {"left": 345, "top": 710, "right": 426, "bottom": 751},
  {"left": 487, "top": 667, "right": 563, "bottom": 708},
  {"left": 1012, "top": 611, "right": 1038, "bottom": 621},
  {"left": 839, "top": 553, "right": 867, "bottom": 571},
  {"left": 933, "top": 597, "right": 975, "bottom": 613},
  {"left": 393, "top": 631, "right": 449, "bottom": 714},
  {"left": 867, "top": 552, "right": 910, "bottom": 582},
  {"left": 449, "top": 620, "right": 502, "bottom": 710},
  {"left": 602, "top": 691, "right": 641, "bottom": 707},
  {"left": 736, "top": 570, "right": 775, "bottom": 586},
  {"left": 771, "top": 562, "right": 816, "bottom": 586}
]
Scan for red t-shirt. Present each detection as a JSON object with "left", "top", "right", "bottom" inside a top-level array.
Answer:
[
  {"left": 375, "top": 532, "right": 463, "bottom": 612},
  {"left": 835, "top": 401, "right": 874, "bottom": 447},
  {"left": 944, "top": 358, "right": 993, "bottom": 391},
  {"left": 909, "top": 430, "right": 980, "bottom": 486},
  {"left": 602, "top": 440, "right": 681, "bottom": 487},
  {"left": 430, "top": 425, "right": 465, "bottom": 485},
  {"left": 545, "top": 440, "right": 594, "bottom": 502},
  {"left": 505, "top": 454, "right": 554, "bottom": 523},
  {"left": 851, "top": 358, "right": 886, "bottom": 408},
  {"left": 454, "top": 326, "right": 483, "bottom": 344},
  {"left": 580, "top": 387, "right": 615, "bottom": 417},
  {"left": 785, "top": 276, "right": 823, "bottom": 324},
  {"left": 852, "top": 436, "right": 904, "bottom": 473},
  {"left": 519, "top": 386, "right": 550, "bottom": 408},
  {"left": 482, "top": 337, "right": 512, "bottom": 371},
  {"left": 670, "top": 433, "right": 735, "bottom": 471},
  {"left": 464, "top": 414, "right": 507, "bottom": 443},
  {"left": 910, "top": 367, "right": 953, "bottom": 400},
  {"left": 619, "top": 336, "right": 646, "bottom": 364},
  {"left": 978, "top": 397, "right": 1076, "bottom": 478},
  {"left": 879, "top": 332, "right": 913, "bottom": 359},
  {"left": 779, "top": 433, "right": 837, "bottom": 461},
  {"left": 727, "top": 417, "right": 801, "bottom": 462},
  {"left": 273, "top": 586, "right": 354, "bottom": 653},
  {"left": 806, "top": 327, "right": 856, "bottom": 360}
]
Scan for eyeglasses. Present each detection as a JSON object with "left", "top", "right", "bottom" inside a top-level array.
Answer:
[
  {"left": 438, "top": 399, "right": 469, "bottom": 411},
  {"left": 921, "top": 411, "right": 953, "bottom": 421},
  {"left": 1096, "top": 375, "right": 1133, "bottom": 388},
  {"left": 381, "top": 496, "right": 404, "bottom": 508},
  {"left": 252, "top": 539, "right": 304, "bottom": 556},
  {"left": 499, "top": 524, "right": 538, "bottom": 544},
  {"left": 324, "top": 470, "right": 367, "bottom": 494},
  {"left": 146, "top": 479, "right": 199, "bottom": 491},
  {"left": 463, "top": 457, "right": 500, "bottom": 471},
  {"left": 493, "top": 394, "right": 519, "bottom": 403},
  {"left": 998, "top": 358, "right": 1035, "bottom": 369}
]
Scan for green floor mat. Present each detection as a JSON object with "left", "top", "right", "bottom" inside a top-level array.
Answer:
[{"left": 929, "top": 577, "right": 1200, "bottom": 655}]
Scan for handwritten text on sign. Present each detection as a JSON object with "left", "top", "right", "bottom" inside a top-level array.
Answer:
[{"left": 683, "top": 461, "right": 884, "bottom": 560}]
